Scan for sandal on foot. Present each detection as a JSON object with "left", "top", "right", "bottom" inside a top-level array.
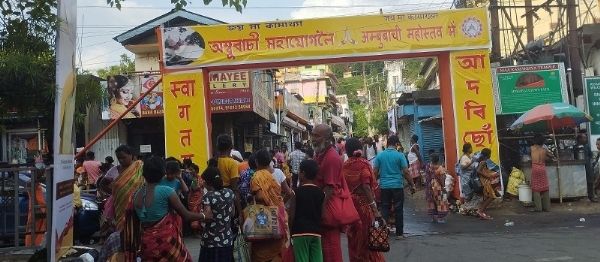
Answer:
[
  {"left": 437, "top": 219, "right": 447, "bottom": 224},
  {"left": 396, "top": 235, "right": 405, "bottom": 240},
  {"left": 476, "top": 211, "right": 492, "bottom": 220}
]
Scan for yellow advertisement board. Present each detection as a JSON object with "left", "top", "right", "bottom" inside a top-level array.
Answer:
[
  {"left": 159, "top": 8, "right": 490, "bottom": 68},
  {"left": 450, "top": 49, "right": 500, "bottom": 165},
  {"left": 163, "top": 71, "right": 210, "bottom": 170}
]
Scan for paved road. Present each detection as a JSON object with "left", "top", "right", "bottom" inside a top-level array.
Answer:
[
  {"left": 83, "top": 191, "right": 600, "bottom": 261},
  {"left": 179, "top": 194, "right": 600, "bottom": 262},
  {"left": 181, "top": 226, "right": 600, "bottom": 262}
]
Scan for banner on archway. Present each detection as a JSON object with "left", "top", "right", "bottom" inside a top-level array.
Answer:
[
  {"left": 450, "top": 49, "right": 500, "bottom": 165},
  {"left": 158, "top": 8, "right": 490, "bottom": 69},
  {"left": 163, "top": 71, "right": 210, "bottom": 171}
]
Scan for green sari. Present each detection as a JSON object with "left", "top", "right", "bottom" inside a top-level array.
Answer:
[{"left": 107, "top": 160, "right": 144, "bottom": 231}]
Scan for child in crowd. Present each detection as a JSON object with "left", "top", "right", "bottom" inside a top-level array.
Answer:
[
  {"left": 198, "top": 162, "right": 235, "bottom": 262},
  {"left": 160, "top": 160, "right": 189, "bottom": 196},
  {"left": 289, "top": 160, "right": 324, "bottom": 262},
  {"left": 188, "top": 164, "right": 204, "bottom": 238}
]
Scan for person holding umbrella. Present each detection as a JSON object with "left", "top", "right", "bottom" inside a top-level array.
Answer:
[{"left": 575, "top": 134, "right": 598, "bottom": 203}]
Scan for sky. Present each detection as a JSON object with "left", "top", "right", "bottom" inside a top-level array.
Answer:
[{"left": 77, "top": 0, "right": 454, "bottom": 71}]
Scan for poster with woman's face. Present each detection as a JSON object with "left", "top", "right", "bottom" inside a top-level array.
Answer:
[{"left": 100, "top": 75, "right": 141, "bottom": 120}]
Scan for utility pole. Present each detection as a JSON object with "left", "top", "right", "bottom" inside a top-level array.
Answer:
[
  {"left": 567, "top": 0, "right": 584, "bottom": 98},
  {"left": 524, "top": 0, "right": 535, "bottom": 43},
  {"left": 363, "top": 62, "right": 373, "bottom": 136},
  {"left": 489, "top": 0, "right": 501, "bottom": 62}
]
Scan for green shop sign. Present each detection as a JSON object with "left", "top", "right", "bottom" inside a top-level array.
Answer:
[
  {"left": 585, "top": 77, "right": 600, "bottom": 135},
  {"left": 492, "top": 63, "right": 569, "bottom": 115}
]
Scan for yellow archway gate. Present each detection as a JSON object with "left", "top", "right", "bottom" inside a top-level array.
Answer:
[{"left": 156, "top": 7, "right": 500, "bottom": 196}]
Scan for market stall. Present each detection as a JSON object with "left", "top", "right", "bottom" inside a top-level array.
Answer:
[{"left": 510, "top": 103, "right": 593, "bottom": 202}]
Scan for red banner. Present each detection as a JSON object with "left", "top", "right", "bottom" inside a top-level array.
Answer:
[{"left": 209, "top": 70, "right": 253, "bottom": 113}]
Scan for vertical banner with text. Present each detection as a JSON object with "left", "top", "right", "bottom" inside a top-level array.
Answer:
[
  {"left": 163, "top": 71, "right": 210, "bottom": 172},
  {"left": 52, "top": 0, "right": 77, "bottom": 260},
  {"left": 450, "top": 49, "right": 502, "bottom": 192}
]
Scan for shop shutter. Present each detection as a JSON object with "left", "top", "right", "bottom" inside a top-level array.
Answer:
[{"left": 421, "top": 122, "right": 444, "bottom": 164}]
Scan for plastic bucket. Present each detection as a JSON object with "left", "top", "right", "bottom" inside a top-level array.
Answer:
[{"left": 518, "top": 184, "right": 533, "bottom": 202}]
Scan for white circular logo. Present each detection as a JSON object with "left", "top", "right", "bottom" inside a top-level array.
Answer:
[{"left": 461, "top": 17, "right": 483, "bottom": 38}]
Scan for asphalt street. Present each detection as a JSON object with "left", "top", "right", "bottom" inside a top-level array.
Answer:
[{"left": 178, "top": 193, "right": 600, "bottom": 262}]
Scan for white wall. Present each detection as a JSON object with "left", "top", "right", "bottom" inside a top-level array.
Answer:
[
  {"left": 385, "top": 61, "right": 404, "bottom": 93},
  {"left": 134, "top": 52, "right": 160, "bottom": 71}
]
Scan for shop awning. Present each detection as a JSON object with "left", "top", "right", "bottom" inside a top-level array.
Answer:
[
  {"left": 286, "top": 111, "right": 309, "bottom": 125},
  {"left": 418, "top": 115, "right": 442, "bottom": 123},
  {"left": 282, "top": 116, "right": 307, "bottom": 132},
  {"left": 330, "top": 115, "right": 345, "bottom": 128}
]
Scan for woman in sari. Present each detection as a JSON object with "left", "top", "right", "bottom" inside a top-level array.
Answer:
[
  {"left": 25, "top": 169, "right": 46, "bottom": 246},
  {"left": 122, "top": 156, "right": 212, "bottom": 262},
  {"left": 407, "top": 135, "right": 423, "bottom": 190},
  {"left": 342, "top": 138, "right": 385, "bottom": 262},
  {"left": 426, "top": 154, "right": 448, "bottom": 223},
  {"left": 459, "top": 143, "right": 479, "bottom": 215},
  {"left": 98, "top": 145, "right": 145, "bottom": 261},
  {"left": 250, "top": 149, "right": 287, "bottom": 262},
  {"left": 474, "top": 148, "right": 499, "bottom": 220}
]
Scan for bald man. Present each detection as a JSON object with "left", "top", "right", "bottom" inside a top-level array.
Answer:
[{"left": 311, "top": 124, "right": 354, "bottom": 262}]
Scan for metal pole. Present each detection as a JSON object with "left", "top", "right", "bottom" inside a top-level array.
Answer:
[
  {"left": 45, "top": 168, "right": 53, "bottom": 259},
  {"left": 14, "top": 169, "right": 20, "bottom": 246},
  {"left": 74, "top": 77, "right": 162, "bottom": 159}
]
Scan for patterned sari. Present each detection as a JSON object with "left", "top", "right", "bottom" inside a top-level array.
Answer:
[
  {"left": 343, "top": 157, "right": 385, "bottom": 262},
  {"left": 479, "top": 163, "right": 497, "bottom": 201},
  {"left": 123, "top": 201, "right": 192, "bottom": 262},
  {"left": 189, "top": 178, "right": 204, "bottom": 230},
  {"left": 104, "top": 160, "right": 144, "bottom": 232},
  {"left": 426, "top": 165, "right": 448, "bottom": 219},
  {"left": 250, "top": 169, "right": 287, "bottom": 262}
]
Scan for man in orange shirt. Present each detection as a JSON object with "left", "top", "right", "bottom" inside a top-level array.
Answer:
[{"left": 81, "top": 151, "right": 102, "bottom": 189}]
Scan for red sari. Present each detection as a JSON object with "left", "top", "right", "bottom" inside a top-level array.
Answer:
[
  {"left": 123, "top": 204, "right": 192, "bottom": 262},
  {"left": 343, "top": 157, "right": 385, "bottom": 262}
]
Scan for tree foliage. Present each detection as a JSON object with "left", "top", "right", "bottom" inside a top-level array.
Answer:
[
  {"left": 96, "top": 54, "right": 136, "bottom": 79},
  {"left": 334, "top": 64, "right": 390, "bottom": 137},
  {"left": 107, "top": 0, "right": 248, "bottom": 13},
  {"left": 0, "top": 0, "right": 104, "bottom": 136}
]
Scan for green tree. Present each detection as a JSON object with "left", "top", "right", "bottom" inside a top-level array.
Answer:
[
  {"left": 0, "top": 0, "right": 104, "bottom": 135},
  {"left": 96, "top": 53, "right": 136, "bottom": 79},
  {"left": 107, "top": 0, "right": 248, "bottom": 12}
]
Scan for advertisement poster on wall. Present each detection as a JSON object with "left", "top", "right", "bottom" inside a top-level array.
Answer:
[
  {"left": 492, "top": 63, "right": 569, "bottom": 115},
  {"left": 100, "top": 74, "right": 164, "bottom": 120},
  {"left": 585, "top": 77, "right": 600, "bottom": 149},
  {"left": 209, "top": 70, "right": 253, "bottom": 113}
]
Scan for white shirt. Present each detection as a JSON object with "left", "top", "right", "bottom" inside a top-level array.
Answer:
[
  {"left": 407, "top": 144, "right": 419, "bottom": 164},
  {"left": 366, "top": 144, "right": 377, "bottom": 160},
  {"left": 271, "top": 168, "right": 287, "bottom": 185},
  {"left": 288, "top": 149, "right": 306, "bottom": 174},
  {"left": 230, "top": 149, "right": 243, "bottom": 161}
]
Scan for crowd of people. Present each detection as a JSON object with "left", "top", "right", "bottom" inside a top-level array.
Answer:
[{"left": 66, "top": 122, "right": 512, "bottom": 262}]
